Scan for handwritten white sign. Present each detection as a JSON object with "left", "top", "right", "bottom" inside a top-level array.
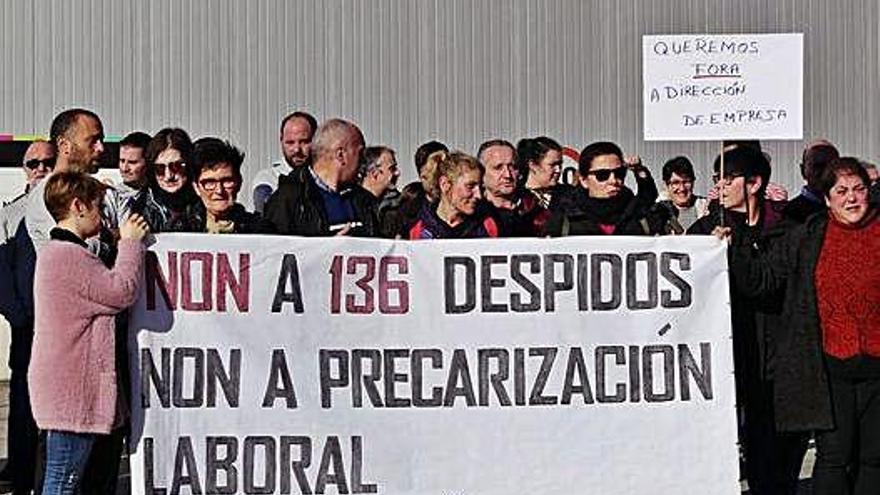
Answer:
[{"left": 643, "top": 33, "right": 803, "bottom": 141}]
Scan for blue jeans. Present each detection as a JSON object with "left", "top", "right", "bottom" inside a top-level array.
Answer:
[{"left": 41, "top": 431, "right": 96, "bottom": 495}]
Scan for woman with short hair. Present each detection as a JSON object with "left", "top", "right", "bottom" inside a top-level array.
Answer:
[
  {"left": 728, "top": 157, "right": 880, "bottom": 495},
  {"left": 408, "top": 151, "right": 500, "bottom": 239},
  {"left": 28, "top": 171, "right": 148, "bottom": 493},
  {"left": 547, "top": 141, "right": 664, "bottom": 236},
  {"left": 173, "top": 137, "right": 260, "bottom": 233},
  {"left": 655, "top": 155, "right": 710, "bottom": 233}
]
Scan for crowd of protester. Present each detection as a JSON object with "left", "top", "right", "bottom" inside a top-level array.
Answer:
[{"left": 0, "top": 107, "right": 878, "bottom": 494}]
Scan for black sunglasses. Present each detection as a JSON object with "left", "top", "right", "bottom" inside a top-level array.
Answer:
[
  {"left": 25, "top": 158, "right": 56, "bottom": 170},
  {"left": 154, "top": 161, "right": 187, "bottom": 177},
  {"left": 586, "top": 167, "right": 627, "bottom": 182}
]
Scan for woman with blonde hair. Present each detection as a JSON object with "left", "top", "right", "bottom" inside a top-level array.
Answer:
[{"left": 408, "top": 151, "right": 500, "bottom": 239}]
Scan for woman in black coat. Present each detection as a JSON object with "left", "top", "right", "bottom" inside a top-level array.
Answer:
[
  {"left": 126, "top": 128, "right": 200, "bottom": 232},
  {"left": 546, "top": 141, "right": 666, "bottom": 236},
  {"left": 174, "top": 137, "right": 261, "bottom": 234},
  {"left": 726, "top": 158, "right": 880, "bottom": 495}
]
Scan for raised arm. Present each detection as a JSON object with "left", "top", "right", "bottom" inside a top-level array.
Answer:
[{"left": 84, "top": 214, "right": 149, "bottom": 311}]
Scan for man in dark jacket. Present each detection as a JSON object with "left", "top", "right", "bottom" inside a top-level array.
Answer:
[
  {"left": 360, "top": 145, "right": 402, "bottom": 238},
  {"left": 688, "top": 146, "right": 807, "bottom": 495},
  {"left": 783, "top": 140, "right": 839, "bottom": 223},
  {"left": 478, "top": 139, "right": 548, "bottom": 236},
  {"left": 380, "top": 140, "right": 449, "bottom": 238},
  {"left": 0, "top": 217, "right": 37, "bottom": 494},
  {"left": 263, "top": 118, "right": 378, "bottom": 237}
]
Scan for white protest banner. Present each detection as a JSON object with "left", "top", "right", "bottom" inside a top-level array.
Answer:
[
  {"left": 129, "top": 234, "right": 739, "bottom": 495},
  {"left": 643, "top": 33, "right": 803, "bottom": 141}
]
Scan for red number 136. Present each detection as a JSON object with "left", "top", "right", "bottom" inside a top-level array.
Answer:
[{"left": 329, "top": 255, "right": 410, "bottom": 314}]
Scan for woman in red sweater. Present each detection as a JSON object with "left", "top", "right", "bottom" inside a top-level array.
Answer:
[
  {"left": 28, "top": 172, "right": 149, "bottom": 494},
  {"left": 727, "top": 157, "right": 879, "bottom": 495}
]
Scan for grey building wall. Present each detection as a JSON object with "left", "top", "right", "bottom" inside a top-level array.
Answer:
[{"left": 1, "top": 0, "right": 878, "bottom": 201}]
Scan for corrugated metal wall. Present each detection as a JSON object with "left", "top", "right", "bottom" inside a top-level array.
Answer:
[{"left": 1, "top": 0, "right": 878, "bottom": 200}]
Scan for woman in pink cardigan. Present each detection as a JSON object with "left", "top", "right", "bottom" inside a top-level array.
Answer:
[{"left": 28, "top": 171, "right": 148, "bottom": 494}]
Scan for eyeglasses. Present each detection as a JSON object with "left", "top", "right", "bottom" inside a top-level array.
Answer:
[
  {"left": 154, "top": 161, "right": 186, "bottom": 177},
  {"left": 712, "top": 172, "right": 745, "bottom": 185},
  {"left": 667, "top": 179, "right": 693, "bottom": 187},
  {"left": 24, "top": 158, "right": 56, "bottom": 170},
  {"left": 586, "top": 167, "right": 627, "bottom": 182},
  {"left": 198, "top": 177, "right": 238, "bottom": 191}
]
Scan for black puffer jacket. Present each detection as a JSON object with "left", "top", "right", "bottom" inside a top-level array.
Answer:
[
  {"left": 782, "top": 191, "right": 825, "bottom": 224},
  {"left": 545, "top": 177, "right": 666, "bottom": 236},
  {"left": 262, "top": 166, "right": 378, "bottom": 237}
]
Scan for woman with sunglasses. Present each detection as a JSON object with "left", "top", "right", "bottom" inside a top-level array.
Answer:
[
  {"left": 172, "top": 137, "right": 261, "bottom": 233},
  {"left": 546, "top": 141, "right": 665, "bottom": 236},
  {"left": 125, "top": 128, "right": 200, "bottom": 232}
]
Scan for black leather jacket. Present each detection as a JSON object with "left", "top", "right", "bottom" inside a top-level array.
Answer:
[{"left": 262, "top": 166, "right": 378, "bottom": 237}]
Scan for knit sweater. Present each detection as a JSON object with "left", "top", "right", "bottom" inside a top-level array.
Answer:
[
  {"left": 815, "top": 213, "right": 880, "bottom": 359},
  {"left": 28, "top": 233, "right": 144, "bottom": 434}
]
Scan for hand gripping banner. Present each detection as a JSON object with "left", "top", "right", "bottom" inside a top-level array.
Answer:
[{"left": 129, "top": 234, "right": 738, "bottom": 495}]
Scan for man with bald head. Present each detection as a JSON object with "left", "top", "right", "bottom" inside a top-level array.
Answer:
[
  {"left": 21, "top": 140, "right": 56, "bottom": 194},
  {"left": 252, "top": 111, "right": 318, "bottom": 214},
  {"left": 23, "top": 109, "right": 109, "bottom": 250},
  {"left": 263, "top": 118, "right": 378, "bottom": 236},
  {"left": 1, "top": 141, "right": 56, "bottom": 234}
]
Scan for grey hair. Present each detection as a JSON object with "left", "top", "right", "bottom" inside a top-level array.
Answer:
[
  {"left": 361, "top": 145, "right": 395, "bottom": 176},
  {"left": 311, "top": 118, "right": 363, "bottom": 160}
]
